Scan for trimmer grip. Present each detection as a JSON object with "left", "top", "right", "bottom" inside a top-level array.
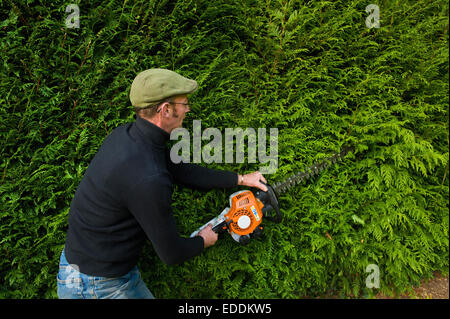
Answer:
[
  {"left": 254, "top": 183, "right": 282, "bottom": 223},
  {"left": 265, "top": 184, "right": 282, "bottom": 223},
  {"left": 211, "top": 220, "right": 228, "bottom": 233},
  {"left": 190, "top": 210, "right": 229, "bottom": 238}
]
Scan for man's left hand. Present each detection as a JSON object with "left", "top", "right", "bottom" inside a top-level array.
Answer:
[{"left": 238, "top": 171, "right": 268, "bottom": 192}]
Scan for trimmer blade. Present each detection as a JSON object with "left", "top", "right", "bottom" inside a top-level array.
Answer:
[{"left": 272, "top": 146, "right": 354, "bottom": 195}]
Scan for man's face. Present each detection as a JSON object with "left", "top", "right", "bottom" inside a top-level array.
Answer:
[{"left": 164, "top": 95, "right": 190, "bottom": 132}]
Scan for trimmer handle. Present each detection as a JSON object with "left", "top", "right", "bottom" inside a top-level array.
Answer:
[
  {"left": 211, "top": 220, "right": 229, "bottom": 233},
  {"left": 253, "top": 183, "right": 282, "bottom": 223}
]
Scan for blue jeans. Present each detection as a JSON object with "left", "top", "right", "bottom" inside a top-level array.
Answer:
[{"left": 57, "top": 248, "right": 154, "bottom": 299}]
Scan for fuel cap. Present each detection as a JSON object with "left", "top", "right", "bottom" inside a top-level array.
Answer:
[{"left": 237, "top": 215, "right": 251, "bottom": 229}]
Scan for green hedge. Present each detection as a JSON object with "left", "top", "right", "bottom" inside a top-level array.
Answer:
[{"left": 0, "top": 0, "right": 448, "bottom": 298}]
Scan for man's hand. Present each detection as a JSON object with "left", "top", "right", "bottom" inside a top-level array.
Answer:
[
  {"left": 197, "top": 224, "right": 218, "bottom": 248},
  {"left": 237, "top": 171, "right": 268, "bottom": 192}
]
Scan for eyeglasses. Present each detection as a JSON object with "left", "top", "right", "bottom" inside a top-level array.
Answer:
[
  {"left": 157, "top": 101, "right": 190, "bottom": 113},
  {"left": 168, "top": 102, "right": 190, "bottom": 107}
]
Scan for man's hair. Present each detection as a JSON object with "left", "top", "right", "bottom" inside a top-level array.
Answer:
[{"left": 134, "top": 97, "right": 177, "bottom": 119}]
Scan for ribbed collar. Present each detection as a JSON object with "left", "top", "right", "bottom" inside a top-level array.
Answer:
[{"left": 134, "top": 115, "right": 170, "bottom": 148}]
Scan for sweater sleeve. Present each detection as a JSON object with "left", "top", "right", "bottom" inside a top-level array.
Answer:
[
  {"left": 166, "top": 149, "right": 238, "bottom": 189},
  {"left": 126, "top": 172, "right": 204, "bottom": 265}
]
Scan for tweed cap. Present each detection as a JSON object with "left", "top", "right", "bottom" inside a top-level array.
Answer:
[{"left": 130, "top": 68, "right": 198, "bottom": 108}]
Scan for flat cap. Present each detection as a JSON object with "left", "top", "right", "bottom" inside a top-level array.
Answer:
[{"left": 130, "top": 68, "right": 198, "bottom": 108}]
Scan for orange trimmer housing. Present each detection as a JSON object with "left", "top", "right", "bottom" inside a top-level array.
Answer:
[
  {"left": 191, "top": 183, "right": 281, "bottom": 245},
  {"left": 223, "top": 190, "right": 264, "bottom": 236}
]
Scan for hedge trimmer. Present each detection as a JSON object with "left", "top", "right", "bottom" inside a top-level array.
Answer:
[{"left": 190, "top": 146, "right": 354, "bottom": 245}]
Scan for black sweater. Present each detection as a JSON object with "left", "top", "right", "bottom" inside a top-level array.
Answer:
[{"left": 64, "top": 116, "right": 238, "bottom": 277}]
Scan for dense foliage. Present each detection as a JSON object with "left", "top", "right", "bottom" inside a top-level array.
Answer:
[{"left": 0, "top": 0, "right": 448, "bottom": 298}]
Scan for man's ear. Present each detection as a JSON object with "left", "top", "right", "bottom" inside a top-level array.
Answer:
[{"left": 159, "top": 102, "right": 171, "bottom": 118}]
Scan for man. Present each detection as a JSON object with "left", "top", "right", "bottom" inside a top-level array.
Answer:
[{"left": 57, "top": 68, "right": 268, "bottom": 299}]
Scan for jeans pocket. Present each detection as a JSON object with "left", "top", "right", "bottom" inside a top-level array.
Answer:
[
  {"left": 93, "top": 272, "right": 134, "bottom": 299},
  {"left": 57, "top": 265, "right": 83, "bottom": 299}
]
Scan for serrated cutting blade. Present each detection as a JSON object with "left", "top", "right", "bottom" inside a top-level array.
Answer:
[{"left": 272, "top": 146, "right": 354, "bottom": 195}]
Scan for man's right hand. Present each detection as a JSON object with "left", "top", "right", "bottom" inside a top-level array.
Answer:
[{"left": 197, "top": 224, "right": 218, "bottom": 248}]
